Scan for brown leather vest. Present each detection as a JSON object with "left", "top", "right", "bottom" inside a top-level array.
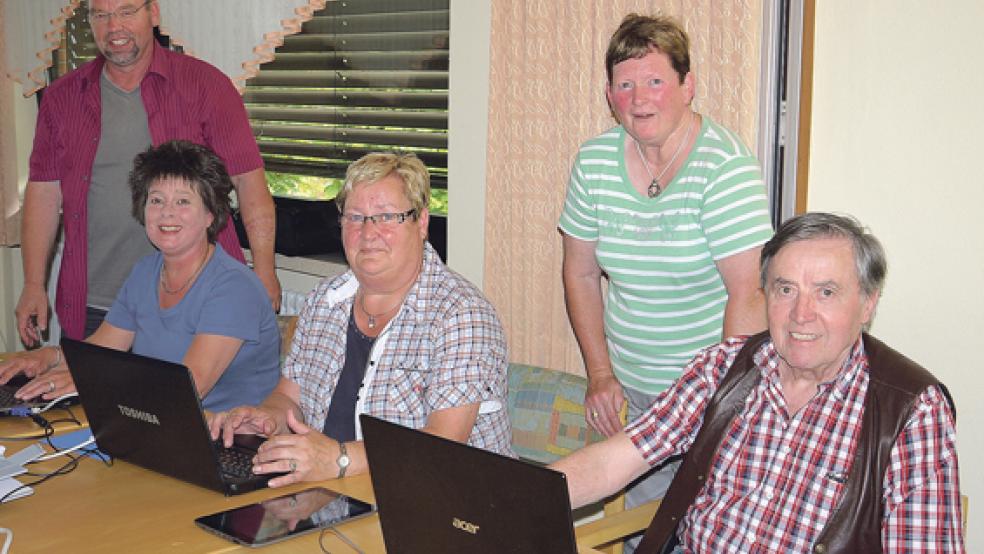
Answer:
[{"left": 637, "top": 331, "right": 952, "bottom": 554}]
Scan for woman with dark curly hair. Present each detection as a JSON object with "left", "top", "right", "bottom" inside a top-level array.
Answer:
[{"left": 1, "top": 141, "right": 279, "bottom": 411}]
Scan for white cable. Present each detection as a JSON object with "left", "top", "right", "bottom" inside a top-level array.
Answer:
[
  {"left": 34, "top": 437, "right": 96, "bottom": 461},
  {"left": 32, "top": 393, "right": 79, "bottom": 414},
  {"left": 0, "top": 527, "right": 12, "bottom": 554}
]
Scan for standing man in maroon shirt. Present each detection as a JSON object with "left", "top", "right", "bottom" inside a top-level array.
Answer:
[{"left": 16, "top": 0, "right": 280, "bottom": 344}]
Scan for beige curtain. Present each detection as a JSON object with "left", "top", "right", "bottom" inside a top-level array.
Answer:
[{"left": 485, "top": 0, "right": 763, "bottom": 373}]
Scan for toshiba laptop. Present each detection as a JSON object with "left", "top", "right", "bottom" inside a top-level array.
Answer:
[
  {"left": 361, "top": 414, "right": 578, "bottom": 554},
  {"left": 61, "top": 338, "right": 274, "bottom": 495}
]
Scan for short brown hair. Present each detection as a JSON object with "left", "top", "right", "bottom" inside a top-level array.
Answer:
[
  {"left": 606, "top": 13, "right": 691, "bottom": 84},
  {"left": 128, "top": 140, "right": 234, "bottom": 243}
]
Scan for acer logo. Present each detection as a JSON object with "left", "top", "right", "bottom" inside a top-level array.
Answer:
[
  {"left": 452, "top": 517, "right": 480, "bottom": 535},
  {"left": 117, "top": 404, "right": 161, "bottom": 425}
]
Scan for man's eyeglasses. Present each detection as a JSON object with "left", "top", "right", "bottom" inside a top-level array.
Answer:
[
  {"left": 89, "top": 0, "right": 152, "bottom": 25},
  {"left": 340, "top": 209, "right": 417, "bottom": 229}
]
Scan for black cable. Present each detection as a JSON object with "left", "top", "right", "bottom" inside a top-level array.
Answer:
[
  {"left": 0, "top": 454, "right": 80, "bottom": 503},
  {"left": 0, "top": 405, "right": 81, "bottom": 442},
  {"left": 0, "top": 406, "right": 109, "bottom": 503},
  {"left": 22, "top": 451, "right": 80, "bottom": 478}
]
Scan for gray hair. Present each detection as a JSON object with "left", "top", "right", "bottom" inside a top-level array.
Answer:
[{"left": 760, "top": 212, "right": 887, "bottom": 297}]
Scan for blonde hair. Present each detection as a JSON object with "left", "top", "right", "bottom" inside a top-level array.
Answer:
[{"left": 335, "top": 152, "right": 430, "bottom": 215}]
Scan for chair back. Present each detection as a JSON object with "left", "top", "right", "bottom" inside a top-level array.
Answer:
[{"left": 506, "top": 363, "right": 606, "bottom": 465}]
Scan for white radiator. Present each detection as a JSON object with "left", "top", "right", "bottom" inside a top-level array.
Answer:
[{"left": 280, "top": 289, "right": 309, "bottom": 316}]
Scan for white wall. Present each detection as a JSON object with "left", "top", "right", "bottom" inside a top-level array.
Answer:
[
  {"left": 446, "top": 0, "right": 491, "bottom": 288},
  {"left": 0, "top": 86, "right": 39, "bottom": 352},
  {"left": 0, "top": 247, "right": 21, "bottom": 351},
  {"left": 809, "top": 1, "right": 983, "bottom": 548}
]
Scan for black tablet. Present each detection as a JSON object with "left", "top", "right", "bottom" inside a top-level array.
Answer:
[{"left": 195, "top": 486, "right": 375, "bottom": 547}]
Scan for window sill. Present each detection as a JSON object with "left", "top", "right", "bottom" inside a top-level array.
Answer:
[{"left": 244, "top": 249, "right": 348, "bottom": 278}]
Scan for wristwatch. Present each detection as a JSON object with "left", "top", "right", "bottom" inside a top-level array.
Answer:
[{"left": 336, "top": 441, "right": 351, "bottom": 478}]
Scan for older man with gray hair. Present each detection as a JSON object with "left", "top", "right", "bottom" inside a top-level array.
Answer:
[{"left": 553, "top": 212, "right": 963, "bottom": 553}]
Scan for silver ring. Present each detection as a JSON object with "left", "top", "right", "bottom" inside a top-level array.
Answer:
[
  {"left": 288, "top": 459, "right": 297, "bottom": 473},
  {"left": 48, "top": 380, "right": 56, "bottom": 393},
  {"left": 591, "top": 410, "right": 599, "bottom": 419}
]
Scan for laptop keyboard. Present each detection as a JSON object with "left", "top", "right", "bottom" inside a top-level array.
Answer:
[
  {"left": 216, "top": 447, "right": 255, "bottom": 479},
  {"left": 0, "top": 385, "right": 27, "bottom": 409}
]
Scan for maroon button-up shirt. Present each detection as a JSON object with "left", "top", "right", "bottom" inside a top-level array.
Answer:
[{"left": 29, "top": 42, "right": 263, "bottom": 339}]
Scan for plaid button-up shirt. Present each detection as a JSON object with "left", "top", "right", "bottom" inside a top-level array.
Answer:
[
  {"left": 284, "top": 243, "right": 513, "bottom": 455},
  {"left": 627, "top": 336, "right": 963, "bottom": 553}
]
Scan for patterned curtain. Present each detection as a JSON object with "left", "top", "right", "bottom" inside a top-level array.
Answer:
[
  {"left": 485, "top": 0, "right": 763, "bottom": 373},
  {"left": 157, "top": 0, "right": 326, "bottom": 91}
]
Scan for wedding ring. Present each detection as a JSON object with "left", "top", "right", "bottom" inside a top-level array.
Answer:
[
  {"left": 49, "top": 380, "right": 56, "bottom": 393},
  {"left": 288, "top": 459, "right": 297, "bottom": 473},
  {"left": 591, "top": 410, "right": 599, "bottom": 419}
]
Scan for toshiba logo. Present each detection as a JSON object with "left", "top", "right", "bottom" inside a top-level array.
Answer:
[
  {"left": 118, "top": 404, "right": 161, "bottom": 425},
  {"left": 452, "top": 517, "right": 480, "bottom": 535}
]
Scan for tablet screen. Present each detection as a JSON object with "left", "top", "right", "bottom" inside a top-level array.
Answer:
[{"left": 195, "top": 487, "right": 375, "bottom": 546}]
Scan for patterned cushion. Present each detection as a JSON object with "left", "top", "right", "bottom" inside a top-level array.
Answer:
[
  {"left": 276, "top": 315, "right": 298, "bottom": 367},
  {"left": 507, "top": 363, "right": 606, "bottom": 465}
]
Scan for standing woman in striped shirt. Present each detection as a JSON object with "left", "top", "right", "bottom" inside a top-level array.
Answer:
[{"left": 557, "top": 13, "right": 773, "bottom": 546}]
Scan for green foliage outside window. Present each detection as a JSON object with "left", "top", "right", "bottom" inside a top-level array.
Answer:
[{"left": 266, "top": 172, "right": 448, "bottom": 216}]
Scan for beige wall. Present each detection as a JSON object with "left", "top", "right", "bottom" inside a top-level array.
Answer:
[{"left": 809, "top": 0, "right": 983, "bottom": 548}]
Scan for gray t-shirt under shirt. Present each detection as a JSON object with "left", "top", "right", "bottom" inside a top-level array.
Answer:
[{"left": 86, "top": 72, "right": 155, "bottom": 309}]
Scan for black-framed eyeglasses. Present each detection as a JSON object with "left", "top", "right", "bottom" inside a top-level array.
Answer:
[
  {"left": 340, "top": 208, "right": 417, "bottom": 228},
  {"left": 89, "top": 0, "right": 152, "bottom": 25}
]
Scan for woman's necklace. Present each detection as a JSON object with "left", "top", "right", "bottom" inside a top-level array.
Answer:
[
  {"left": 358, "top": 291, "right": 405, "bottom": 329},
  {"left": 160, "top": 244, "right": 211, "bottom": 295},
  {"left": 635, "top": 113, "right": 696, "bottom": 198}
]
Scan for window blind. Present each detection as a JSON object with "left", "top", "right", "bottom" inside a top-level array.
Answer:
[{"left": 244, "top": 0, "right": 450, "bottom": 189}]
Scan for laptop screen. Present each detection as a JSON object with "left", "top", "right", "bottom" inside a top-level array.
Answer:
[{"left": 361, "top": 414, "right": 577, "bottom": 554}]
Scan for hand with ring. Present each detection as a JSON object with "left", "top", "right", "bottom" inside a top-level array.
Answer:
[
  {"left": 0, "top": 348, "right": 76, "bottom": 401},
  {"left": 584, "top": 372, "right": 626, "bottom": 437}
]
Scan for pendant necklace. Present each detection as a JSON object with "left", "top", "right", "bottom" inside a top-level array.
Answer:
[
  {"left": 635, "top": 113, "right": 696, "bottom": 198},
  {"left": 358, "top": 291, "right": 404, "bottom": 329},
  {"left": 160, "top": 244, "right": 211, "bottom": 295}
]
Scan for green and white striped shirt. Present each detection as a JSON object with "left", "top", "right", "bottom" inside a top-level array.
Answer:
[{"left": 559, "top": 118, "right": 773, "bottom": 395}]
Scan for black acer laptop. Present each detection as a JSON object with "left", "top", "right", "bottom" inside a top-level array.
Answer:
[
  {"left": 360, "top": 414, "right": 578, "bottom": 554},
  {"left": 61, "top": 338, "right": 274, "bottom": 495}
]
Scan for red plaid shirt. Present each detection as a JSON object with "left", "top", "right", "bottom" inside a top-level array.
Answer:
[{"left": 626, "top": 336, "right": 963, "bottom": 553}]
